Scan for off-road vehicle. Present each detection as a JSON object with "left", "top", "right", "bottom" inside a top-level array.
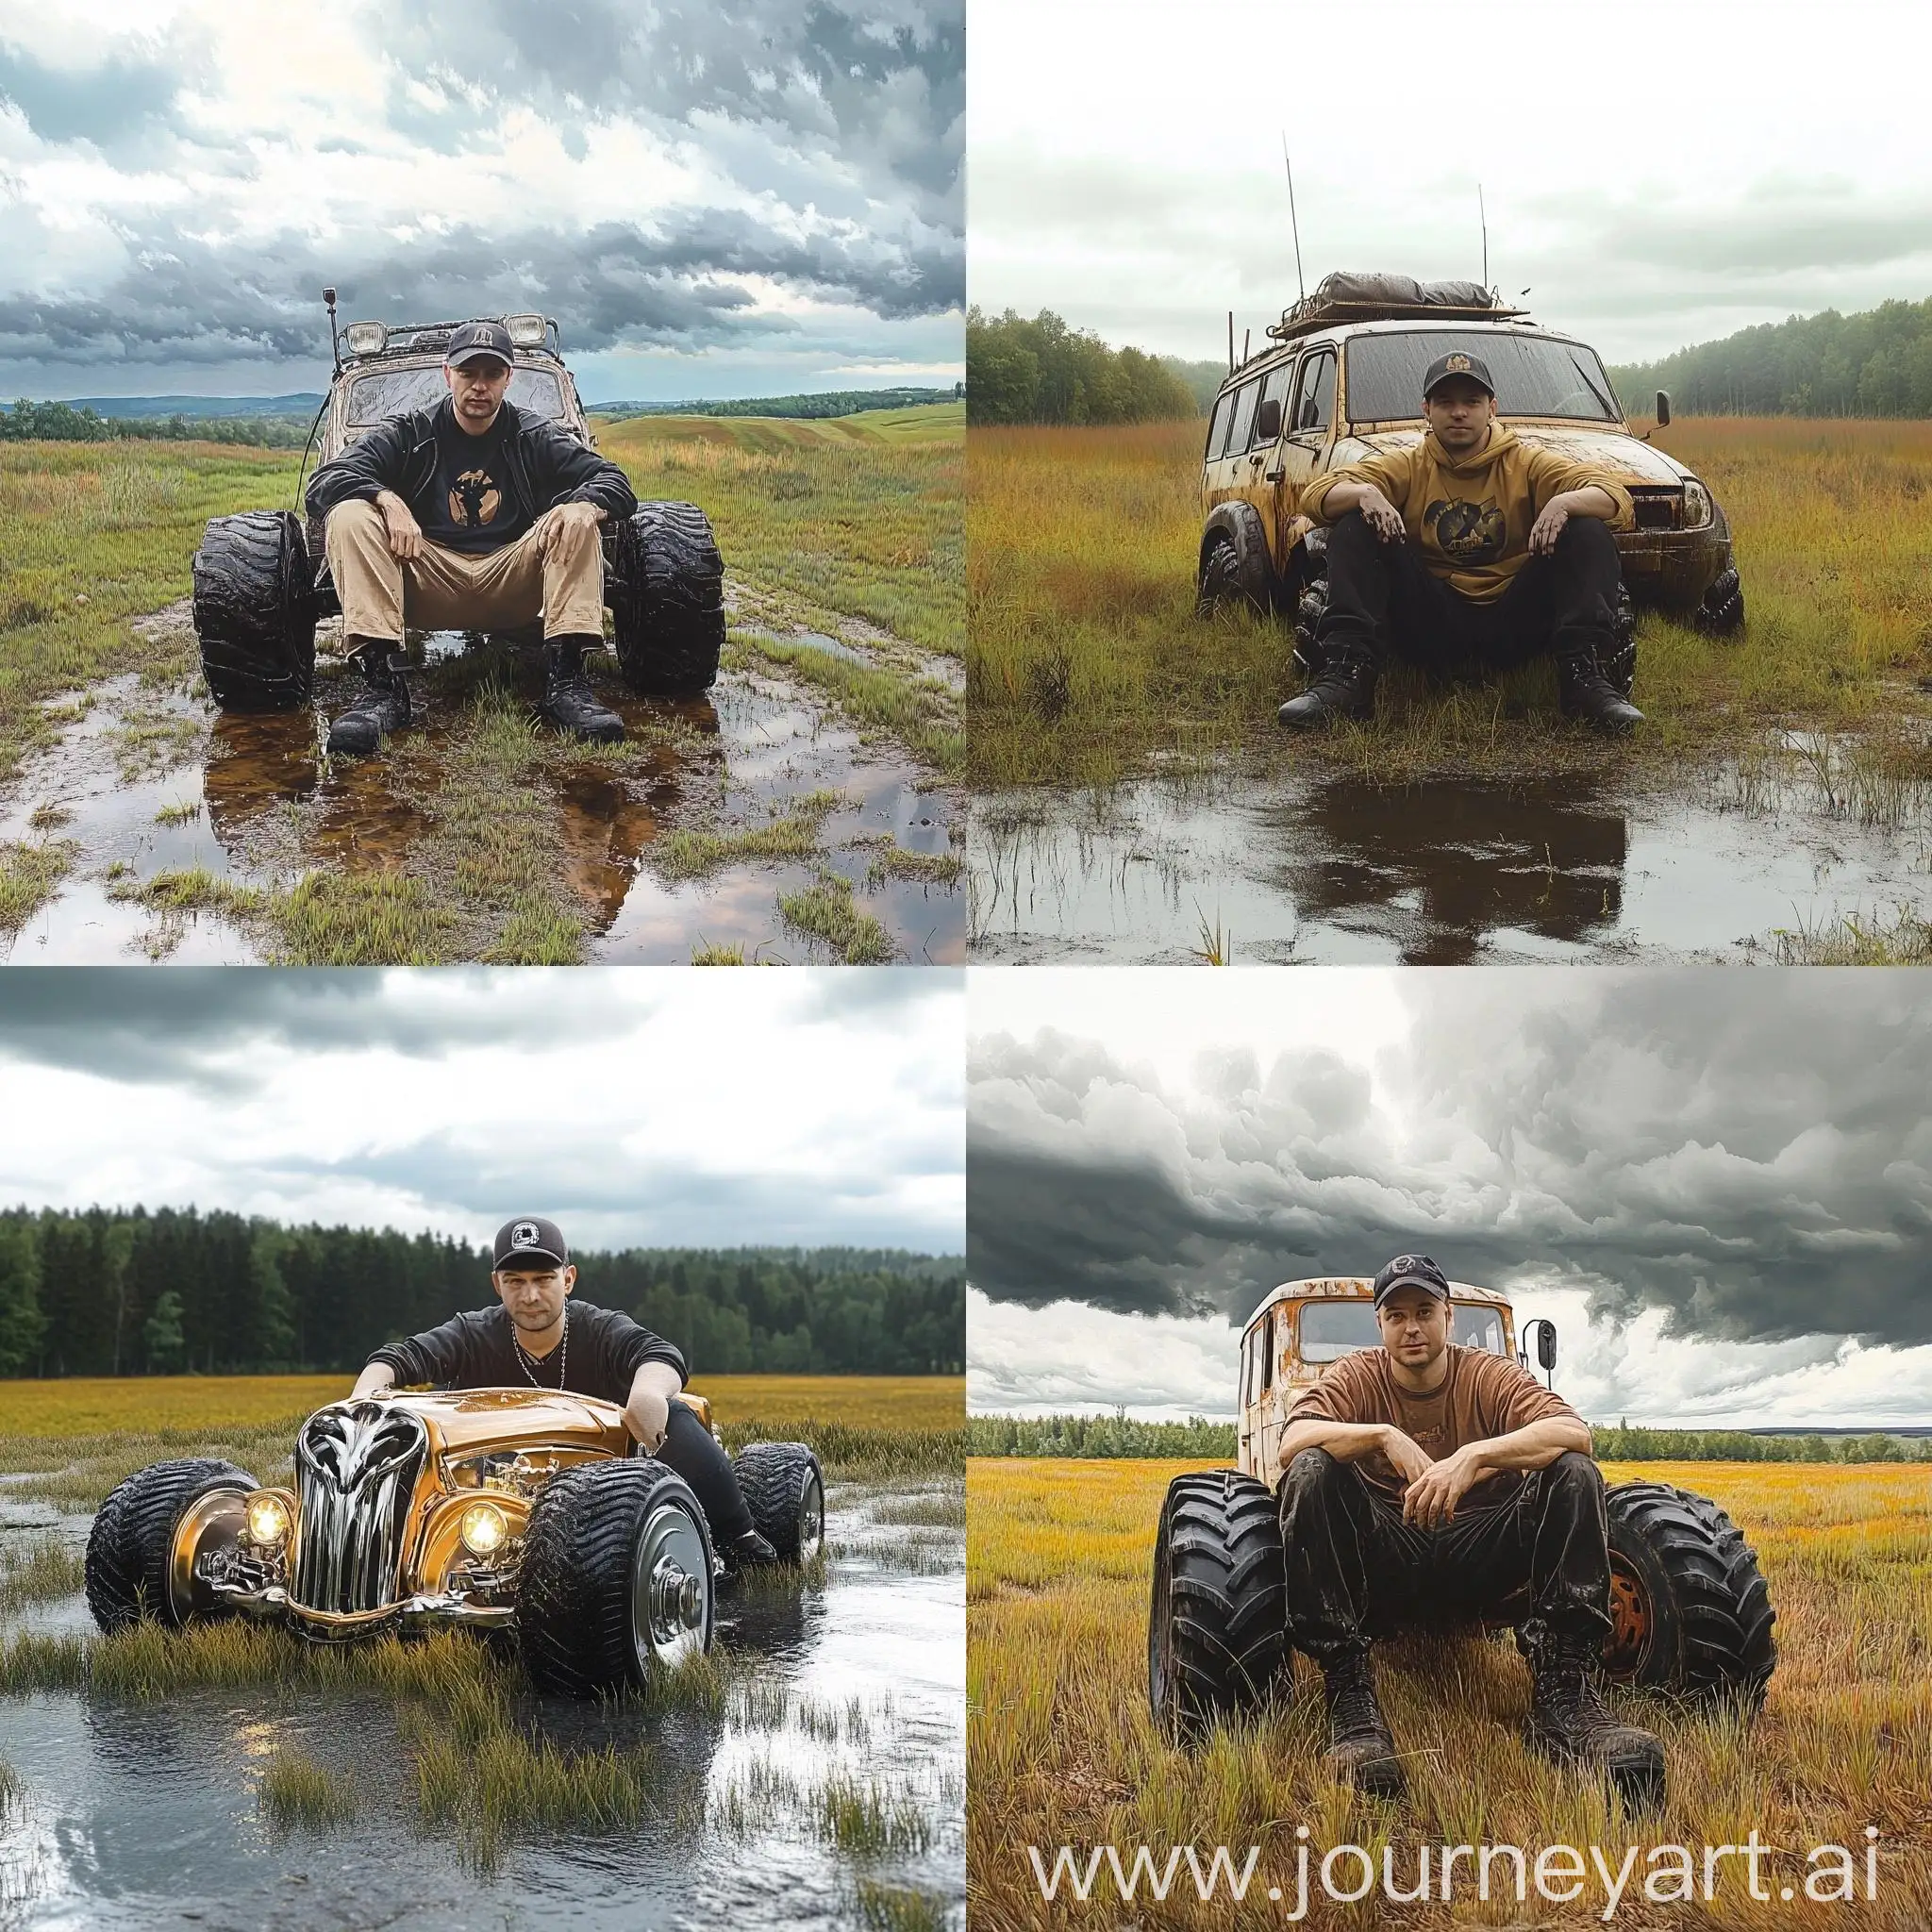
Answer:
[
  {"left": 1196, "top": 274, "right": 1744, "bottom": 697},
  {"left": 191, "top": 291, "right": 724, "bottom": 715},
  {"left": 84, "top": 1388, "right": 824, "bottom": 1696},
  {"left": 1147, "top": 1274, "right": 1776, "bottom": 1739}
]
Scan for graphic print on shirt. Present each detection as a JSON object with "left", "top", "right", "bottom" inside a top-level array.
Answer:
[
  {"left": 1424, "top": 495, "right": 1506, "bottom": 564},
  {"left": 450, "top": 468, "right": 503, "bottom": 531}
]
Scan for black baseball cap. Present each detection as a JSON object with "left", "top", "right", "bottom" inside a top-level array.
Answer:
[
  {"left": 1422, "top": 350, "right": 1495, "bottom": 400},
  {"left": 446, "top": 319, "right": 514, "bottom": 369},
  {"left": 1372, "top": 1253, "right": 1452, "bottom": 1307},
  {"left": 492, "top": 1216, "right": 569, "bottom": 1271}
]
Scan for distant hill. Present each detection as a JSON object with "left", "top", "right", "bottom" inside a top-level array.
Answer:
[
  {"left": 591, "top": 386, "right": 962, "bottom": 422},
  {"left": 1608, "top": 295, "right": 1932, "bottom": 417},
  {"left": 63, "top": 393, "right": 325, "bottom": 419}
]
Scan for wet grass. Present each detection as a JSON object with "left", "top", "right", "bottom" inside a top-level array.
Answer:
[
  {"left": 968, "top": 417, "right": 1932, "bottom": 794},
  {"left": 817, "top": 1773, "right": 936, "bottom": 1855},
  {"left": 1774, "top": 904, "right": 1932, "bottom": 964},
  {"left": 258, "top": 1747, "right": 358, "bottom": 1828},
  {"left": 864, "top": 844, "right": 963, "bottom": 888},
  {"left": 968, "top": 1457, "right": 1932, "bottom": 1930},
  {"left": 853, "top": 1879, "right": 952, "bottom": 1932},
  {"left": 778, "top": 871, "right": 898, "bottom": 963},
  {"left": 0, "top": 837, "right": 77, "bottom": 933},
  {"left": 0, "top": 1535, "right": 86, "bottom": 1612},
  {"left": 655, "top": 789, "right": 845, "bottom": 879},
  {"left": 0, "top": 440, "right": 303, "bottom": 780}
]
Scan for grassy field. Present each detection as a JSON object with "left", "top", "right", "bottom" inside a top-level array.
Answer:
[
  {"left": 967, "top": 1457, "right": 1932, "bottom": 1930},
  {"left": 967, "top": 417, "right": 1932, "bottom": 792}
]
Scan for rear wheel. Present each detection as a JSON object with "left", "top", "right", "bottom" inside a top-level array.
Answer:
[
  {"left": 517, "top": 1459, "right": 715, "bottom": 1696},
  {"left": 85, "top": 1458, "right": 260, "bottom": 1633},
  {"left": 609, "top": 501, "right": 725, "bottom": 696},
  {"left": 1193, "top": 537, "right": 1244, "bottom": 618},
  {"left": 1692, "top": 566, "right": 1744, "bottom": 636},
  {"left": 732, "top": 1442, "right": 824, "bottom": 1564},
  {"left": 1147, "top": 1470, "right": 1285, "bottom": 1740},
  {"left": 192, "top": 511, "right": 317, "bottom": 712}
]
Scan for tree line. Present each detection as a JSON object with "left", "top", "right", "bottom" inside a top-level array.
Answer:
[
  {"left": 0, "top": 400, "right": 310, "bottom": 447},
  {"left": 1608, "top": 295, "right": 1932, "bottom": 418},
  {"left": 0, "top": 1208, "right": 964, "bottom": 1379},
  {"left": 966, "top": 308, "right": 1199, "bottom": 425}
]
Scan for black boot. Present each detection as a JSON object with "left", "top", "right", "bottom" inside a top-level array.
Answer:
[
  {"left": 1555, "top": 643, "right": 1644, "bottom": 734},
  {"left": 1525, "top": 1626, "right": 1665, "bottom": 1810},
  {"left": 541, "top": 634, "right": 625, "bottom": 743},
  {"left": 325, "top": 639, "right": 412, "bottom": 757},
  {"left": 1277, "top": 644, "right": 1379, "bottom": 729},
  {"left": 720, "top": 1527, "right": 779, "bottom": 1576},
  {"left": 1321, "top": 1650, "right": 1405, "bottom": 1798}
]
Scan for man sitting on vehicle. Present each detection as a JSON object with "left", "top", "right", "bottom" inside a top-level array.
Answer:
[
  {"left": 1276, "top": 1253, "right": 1663, "bottom": 1806},
  {"left": 349, "top": 1215, "right": 777, "bottom": 1572},
  {"left": 1282, "top": 352, "right": 1643, "bottom": 734},
  {"left": 305, "top": 319, "right": 638, "bottom": 756}
]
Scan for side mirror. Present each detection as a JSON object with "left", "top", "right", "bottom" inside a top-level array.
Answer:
[
  {"left": 1255, "top": 397, "right": 1282, "bottom": 442},
  {"left": 1535, "top": 1319, "right": 1557, "bottom": 1373},
  {"left": 1655, "top": 390, "right": 1671, "bottom": 428}
]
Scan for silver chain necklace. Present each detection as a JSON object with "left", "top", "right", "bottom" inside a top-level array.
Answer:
[{"left": 511, "top": 1307, "right": 567, "bottom": 1390}]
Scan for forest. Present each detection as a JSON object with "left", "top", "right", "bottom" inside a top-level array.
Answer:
[
  {"left": 965, "top": 307, "right": 1197, "bottom": 425},
  {"left": 0, "top": 1208, "right": 963, "bottom": 1379}
]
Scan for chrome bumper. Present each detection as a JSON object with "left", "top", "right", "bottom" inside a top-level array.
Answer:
[{"left": 207, "top": 1578, "right": 512, "bottom": 1636}]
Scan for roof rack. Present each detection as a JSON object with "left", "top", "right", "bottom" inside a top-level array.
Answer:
[{"left": 1264, "top": 273, "right": 1529, "bottom": 344}]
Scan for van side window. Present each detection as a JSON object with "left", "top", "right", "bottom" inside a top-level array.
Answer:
[
  {"left": 1259, "top": 1311, "right": 1274, "bottom": 1390},
  {"left": 1205, "top": 390, "right": 1236, "bottom": 459},
  {"left": 1256, "top": 361, "right": 1295, "bottom": 447},
  {"left": 1225, "top": 378, "right": 1262, "bottom": 455},
  {"left": 1292, "top": 349, "right": 1336, "bottom": 433}
]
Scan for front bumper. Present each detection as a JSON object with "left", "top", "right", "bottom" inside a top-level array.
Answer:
[
  {"left": 1614, "top": 524, "right": 1731, "bottom": 610},
  {"left": 208, "top": 1577, "right": 512, "bottom": 1639}
]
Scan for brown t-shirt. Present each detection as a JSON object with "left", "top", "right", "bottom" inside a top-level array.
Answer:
[{"left": 1286, "top": 1343, "right": 1583, "bottom": 1506}]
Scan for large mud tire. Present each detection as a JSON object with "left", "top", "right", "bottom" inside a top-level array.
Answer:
[
  {"left": 732, "top": 1441, "right": 825, "bottom": 1564},
  {"left": 1692, "top": 566, "right": 1744, "bottom": 637},
  {"left": 1601, "top": 1481, "right": 1775, "bottom": 1714},
  {"left": 517, "top": 1460, "right": 715, "bottom": 1697},
  {"left": 192, "top": 510, "right": 317, "bottom": 712},
  {"left": 1194, "top": 537, "right": 1247, "bottom": 620},
  {"left": 84, "top": 1457, "right": 260, "bottom": 1634},
  {"left": 1148, "top": 1470, "right": 1286, "bottom": 1740},
  {"left": 609, "top": 501, "right": 725, "bottom": 696}
]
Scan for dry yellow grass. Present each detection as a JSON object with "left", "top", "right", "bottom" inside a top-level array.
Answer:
[
  {"left": 967, "top": 417, "right": 1932, "bottom": 791},
  {"left": 968, "top": 1457, "right": 1932, "bottom": 1930},
  {"left": 0, "top": 1373, "right": 961, "bottom": 1438}
]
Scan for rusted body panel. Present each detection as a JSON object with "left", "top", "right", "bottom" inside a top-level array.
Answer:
[{"left": 1233, "top": 1276, "right": 1521, "bottom": 1489}]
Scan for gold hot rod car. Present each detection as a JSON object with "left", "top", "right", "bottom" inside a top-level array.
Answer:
[{"left": 83, "top": 1389, "right": 824, "bottom": 1696}]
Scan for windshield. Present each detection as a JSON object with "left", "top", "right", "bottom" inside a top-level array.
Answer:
[
  {"left": 1296, "top": 1300, "right": 1508, "bottom": 1362},
  {"left": 347, "top": 365, "right": 567, "bottom": 426},
  {"left": 1345, "top": 332, "right": 1621, "bottom": 425}
]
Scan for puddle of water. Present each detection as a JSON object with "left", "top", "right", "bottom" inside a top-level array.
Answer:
[
  {"left": 0, "top": 1478, "right": 963, "bottom": 1931},
  {"left": 970, "top": 760, "right": 1932, "bottom": 964},
  {"left": 2, "top": 620, "right": 963, "bottom": 966}
]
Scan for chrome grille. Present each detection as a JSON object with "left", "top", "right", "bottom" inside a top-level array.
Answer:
[{"left": 291, "top": 1403, "right": 426, "bottom": 1615}]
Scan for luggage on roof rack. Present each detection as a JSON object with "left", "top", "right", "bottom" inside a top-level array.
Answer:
[{"left": 1265, "top": 272, "right": 1528, "bottom": 343}]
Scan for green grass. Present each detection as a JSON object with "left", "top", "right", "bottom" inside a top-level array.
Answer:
[
  {"left": 1774, "top": 903, "right": 1932, "bottom": 963},
  {"left": 0, "top": 441, "right": 303, "bottom": 779},
  {"left": 258, "top": 1747, "right": 358, "bottom": 1828},
  {"left": 777, "top": 872, "right": 897, "bottom": 964},
  {"left": 655, "top": 790, "right": 846, "bottom": 880},
  {"left": 0, "top": 1535, "right": 85, "bottom": 1611},
  {"left": 0, "top": 838, "right": 77, "bottom": 933},
  {"left": 863, "top": 844, "right": 963, "bottom": 888}
]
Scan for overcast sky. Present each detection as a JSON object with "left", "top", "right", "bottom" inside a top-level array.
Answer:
[
  {"left": 0, "top": 969, "right": 963, "bottom": 1255},
  {"left": 968, "top": 970, "right": 1932, "bottom": 1429},
  {"left": 0, "top": 0, "right": 962, "bottom": 400},
  {"left": 970, "top": 0, "right": 1932, "bottom": 368}
]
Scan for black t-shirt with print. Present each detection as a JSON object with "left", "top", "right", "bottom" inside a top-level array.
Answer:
[{"left": 419, "top": 405, "right": 532, "bottom": 554}]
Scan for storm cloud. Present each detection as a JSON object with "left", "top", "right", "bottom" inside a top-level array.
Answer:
[{"left": 969, "top": 974, "right": 1932, "bottom": 1352}]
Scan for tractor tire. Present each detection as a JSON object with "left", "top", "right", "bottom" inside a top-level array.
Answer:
[
  {"left": 732, "top": 1441, "right": 825, "bottom": 1564},
  {"left": 192, "top": 510, "right": 318, "bottom": 712},
  {"left": 1147, "top": 1470, "right": 1286, "bottom": 1740},
  {"left": 609, "top": 501, "right": 724, "bottom": 696},
  {"left": 517, "top": 1459, "right": 714, "bottom": 1697},
  {"left": 1692, "top": 566, "right": 1745, "bottom": 637},
  {"left": 1601, "top": 1481, "right": 1775, "bottom": 1713},
  {"left": 85, "top": 1457, "right": 260, "bottom": 1634}
]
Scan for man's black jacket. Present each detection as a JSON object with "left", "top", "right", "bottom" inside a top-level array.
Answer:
[
  {"left": 365, "top": 1300, "right": 685, "bottom": 1407},
  {"left": 305, "top": 396, "right": 637, "bottom": 535}
]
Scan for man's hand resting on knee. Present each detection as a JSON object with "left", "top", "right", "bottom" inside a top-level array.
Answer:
[
  {"left": 536, "top": 499, "right": 608, "bottom": 562},
  {"left": 375, "top": 490, "right": 425, "bottom": 561},
  {"left": 1323, "top": 481, "right": 1406, "bottom": 542}
]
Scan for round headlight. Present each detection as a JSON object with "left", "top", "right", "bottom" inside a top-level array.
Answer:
[
  {"left": 244, "top": 1493, "right": 290, "bottom": 1545},
  {"left": 1681, "top": 478, "right": 1712, "bottom": 529},
  {"left": 343, "top": 321, "right": 388, "bottom": 357},
  {"left": 459, "top": 1502, "right": 508, "bottom": 1557}
]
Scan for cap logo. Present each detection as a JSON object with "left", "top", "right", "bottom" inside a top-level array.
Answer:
[
  {"left": 1446, "top": 355, "right": 1471, "bottom": 372},
  {"left": 513, "top": 1221, "right": 540, "bottom": 1248},
  {"left": 1395, "top": 1255, "right": 1416, "bottom": 1271}
]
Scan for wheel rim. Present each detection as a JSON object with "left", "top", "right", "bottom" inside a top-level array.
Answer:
[
  {"left": 1605, "top": 1553, "right": 1652, "bottom": 1678},
  {"left": 630, "top": 1500, "right": 711, "bottom": 1673},
  {"left": 169, "top": 1489, "right": 250, "bottom": 1624},
  {"left": 795, "top": 1472, "right": 825, "bottom": 1562}
]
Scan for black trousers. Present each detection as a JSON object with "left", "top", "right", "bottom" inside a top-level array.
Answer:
[
  {"left": 1278, "top": 1447, "right": 1612, "bottom": 1666},
  {"left": 1318, "top": 508, "right": 1624, "bottom": 671},
  {"left": 650, "top": 1399, "right": 755, "bottom": 1542}
]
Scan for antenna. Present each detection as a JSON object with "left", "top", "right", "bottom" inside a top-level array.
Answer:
[
  {"left": 1282, "top": 134, "right": 1306, "bottom": 304},
  {"left": 1478, "top": 183, "right": 1489, "bottom": 291},
  {"left": 1228, "top": 310, "right": 1235, "bottom": 374}
]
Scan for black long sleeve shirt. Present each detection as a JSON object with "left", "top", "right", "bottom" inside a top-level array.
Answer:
[{"left": 366, "top": 1300, "right": 686, "bottom": 1406}]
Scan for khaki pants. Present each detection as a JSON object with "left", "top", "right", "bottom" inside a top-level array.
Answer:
[{"left": 324, "top": 496, "right": 606, "bottom": 643}]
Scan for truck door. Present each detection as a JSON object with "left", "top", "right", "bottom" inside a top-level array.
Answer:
[
  {"left": 1277, "top": 347, "right": 1337, "bottom": 507},
  {"left": 1257, "top": 1309, "right": 1281, "bottom": 1477}
]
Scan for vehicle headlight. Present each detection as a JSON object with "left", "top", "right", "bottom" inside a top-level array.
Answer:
[
  {"left": 244, "top": 1492, "right": 290, "bottom": 1545},
  {"left": 459, "top": 1501, "right": 508, "bottom": 1557},
  {"left": 504, "top": 312, "right": 546, "bottom": 348},
  {"left": 1681, "top": 478, "right": 1712, "bottom": 529},
  {"left": 344, "top": 321, "right": 388, "bottom": 357}
]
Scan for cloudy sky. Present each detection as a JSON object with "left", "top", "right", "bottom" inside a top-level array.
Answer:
[
  {"left": 0, "top": 969, "right": 963, "bottom": 1253},
  {"left": 0, "top": 0, "right": 962, "bottom": 400},
  {"left": 969, "top": 970, "right": 1932, "bottom": 1428},
  {"left": 971, "top": 0, "right": 1932, "bottom": 368}
]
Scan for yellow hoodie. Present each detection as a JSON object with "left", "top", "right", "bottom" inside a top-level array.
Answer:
[{"left": 1299, "top": 423, "right": 1635, "bottom": 604}]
